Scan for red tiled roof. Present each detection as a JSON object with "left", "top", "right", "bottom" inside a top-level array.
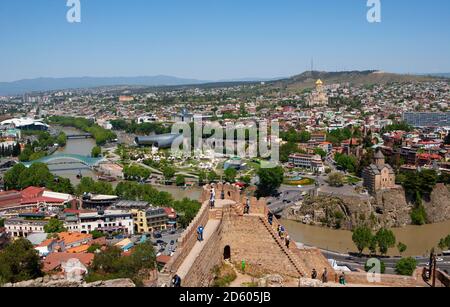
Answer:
[
  {"left": 21, "top": 186, "right": 45, "bottom": 199},
  {"left": 156, "top": 255, "right": 171, "bottom": 265},
  {"left": 21, "top": 196, "right": 65, "bottom": 205},
  {"left": 43, "top": 253, "right": 94, "bottom": 272}
]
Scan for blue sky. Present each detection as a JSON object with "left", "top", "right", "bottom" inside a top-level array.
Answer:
[{"left": 0, "top": 0, "right": 449, "bottom": 82}]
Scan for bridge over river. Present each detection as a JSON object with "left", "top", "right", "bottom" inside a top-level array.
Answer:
[{"left": 22, "top": 154, "right": 105, "bottom": 168}]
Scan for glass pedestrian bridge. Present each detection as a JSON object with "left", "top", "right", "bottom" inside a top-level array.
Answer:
[{"left": 22, "top": 154, "right": 105, "bottom": 168}]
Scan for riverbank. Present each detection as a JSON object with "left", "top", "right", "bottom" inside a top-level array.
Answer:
[{"left": 281, "top": 218, "right": 450, "bottom": 257}]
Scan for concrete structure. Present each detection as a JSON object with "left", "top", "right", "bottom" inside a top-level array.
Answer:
[
  {"left": 160, "top": 183, "right": 334, "bottom": 287},
  {"left": 0, "top": 117, "right": 49, "bottom": 131},
  {"left": 114, "top": 200, "right": 175, "bottom": 234},
  {"left": 362, "top": 150, "right": 396, "bottom": 195},
  {"left": 4, "top": 218, "right": 48, "bottom": 238},
  {"left": 135, "top": 133, "right": 183, "bottom": 149},
  {"left": 288, "top": 153, "right": 325, "bottom": 173}
]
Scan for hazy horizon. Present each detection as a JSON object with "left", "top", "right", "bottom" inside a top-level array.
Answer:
[{"left": 0, "top": 0, "right": 449, "bottom": 82}]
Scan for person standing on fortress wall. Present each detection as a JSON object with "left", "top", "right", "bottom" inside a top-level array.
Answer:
[
  {"left": 285, "top": 235, "right": 291, "bottom": 248},
  {"left": 311, "top": 268, "right": 318, "bottom": 280},
  {"left": 172, "top": 274, "right": 181, "bottom": 287},
  {"left": 197, "top": 225, "right": 204, "bottom": 242},
  {"left": 321, "top": 268, "right": 328, "bottom": 283},
  {"left": 244, "top": 197, "right": 250, "bottom": 214},
  {"left": 268, "top": 212, "right": 273, "bottom": 225},
  {"left": 210, "top": 187, "right": 216, "bottom": 208}
]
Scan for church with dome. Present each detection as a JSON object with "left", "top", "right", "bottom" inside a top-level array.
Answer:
[{"left": 307, "top": 79, "right": 329, "bottom": 106}]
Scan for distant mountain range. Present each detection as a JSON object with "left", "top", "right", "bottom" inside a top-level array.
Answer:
[
  {"left": 0, "top": 71, "right": 448, "bottom": 96},
  {"left": 0, "top": 75, "right": 208, "bottom": 96}
]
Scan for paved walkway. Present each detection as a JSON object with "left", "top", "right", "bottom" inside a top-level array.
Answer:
[{"left": 176, "top": 199, "right": 232, "bottom": 280}]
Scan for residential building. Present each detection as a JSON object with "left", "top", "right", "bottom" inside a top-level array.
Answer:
[{"left": 288, "top": 153, "right": 325, "bottom": 173}]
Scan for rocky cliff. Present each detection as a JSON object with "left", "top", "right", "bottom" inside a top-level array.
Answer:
[{"left": 283, "top": 184, "right": 450, "bottom": 230}]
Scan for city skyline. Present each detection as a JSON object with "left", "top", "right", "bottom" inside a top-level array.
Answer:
[{"left": 0, "top": 0, "right": 449, "bottom": 82}]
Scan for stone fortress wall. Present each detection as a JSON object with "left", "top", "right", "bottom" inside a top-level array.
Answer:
[{"left": 161, "top": 183, "right": 335, "bottom": 287}]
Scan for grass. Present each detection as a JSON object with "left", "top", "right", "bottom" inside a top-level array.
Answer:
[
  {"left": 212, "top": 263, "right": 237, "bottom": 288},
  {"left": 283, "top": 177, "right": 315, "bottom": 186}
]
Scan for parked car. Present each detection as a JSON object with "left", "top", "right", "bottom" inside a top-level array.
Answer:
[{"left": 170, "top": 240, "right": 175, "bottom": 245}]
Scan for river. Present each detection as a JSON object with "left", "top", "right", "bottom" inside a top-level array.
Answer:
[
  {"left": 281, "top": 218, "right": 450, "bottom": 257},
  {"left": 50, "top": 126, "right": 97, "bottom": 184}
]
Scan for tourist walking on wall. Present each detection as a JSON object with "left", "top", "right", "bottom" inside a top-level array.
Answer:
[
  {"left": 172, "top": 274, "right": 181, "bottom": 287},
  {"left": 197, "top": 225, "right": 204, "bottom": 242},
  {"left": 285, "top": 235, "right": 290, "bottom": 248},
  {"left": 210, "top": 187, "right": 216, "bottom": 208},
  {"left": 311, "top": 269, "right": 318, "bottom": 280},
  {"left": 244, "top": 198, "right": 250, "bottom": 214},
  {"left": 321, "top": 268, "right": 328, "bottom": 283}
]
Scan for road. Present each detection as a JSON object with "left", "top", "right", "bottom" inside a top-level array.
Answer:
[{"left": 320, "top": 249, "right": 450, "bottom": 274}]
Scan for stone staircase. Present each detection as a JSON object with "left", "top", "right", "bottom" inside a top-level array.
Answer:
[{"left": 259, "top": 217, "right": 307, "bottom": 277}]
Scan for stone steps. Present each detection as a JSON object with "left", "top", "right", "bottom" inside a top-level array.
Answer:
[{"left": 259, "top": 217, "right": 307, "bottom": 277}]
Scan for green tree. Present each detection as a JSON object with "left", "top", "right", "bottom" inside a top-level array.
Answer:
[
  {"left": 91, "top": 146, "right": 102, "bottom": 158},
  {"left": 208, "top": 171, "right": 218, "bottom": 183},
  {"left": 352, "top": 226, "right": 373, "bottom": 255},
  {"left": 0, "top": 238, "right": 43, "bottom": 284},
  {"left": 397, "top": 242, "right": 408, "bottom": 255},
  {"left": 3, "top": 163, "right": 26, "bottom": 190},
  {"left": 375, "top": 228, "right": 396, "bottom": 256},
  {"left": 56, "top": 132, "right": 67, "bottom": 147},
  {"left": 224, "top": 168, "right": 238, "bottom": 183},
  {"left": 256, "top": 166, "right": 284, "bottom": 197},
  {"left": 44, "top": 218, "right": 66, "bottom": 234},
  {"left": 314, "top": 148, "right": 327, "bottom": 159},
  {"left": 172, "top": 198, "right": 201, "bottom": 228},
  {"left": 175, "top": 175, "right": 186, "bottom": 187},
  {"left": 162, "top": 166, "right": 176, "bottom": 182},
  {"left": 328, "top": 172, "right": 345, "bottom": 187},
  {"left": 438, "top": 235, "right": 450, "bottom": 251},
  {"left": 87, "top": 244, "right": 102, "bottom": 254},
  {"left": 90, "top": 230, "right": 106, "bottom": 240},
  {"left": 198, "top": 171, "right": 207, "bottom": 186},
  {"left": 395, "top": 257, "right": 417, "bottom": 276},
  {"left": 76, "top": 177, "right": 114, "bottom": 196}
]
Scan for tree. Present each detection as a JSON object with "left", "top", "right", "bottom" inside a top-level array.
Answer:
[
  {"left": 87, "top": 244, "right": 102, "bottom": 254},
  {"left": 438, "top": 235, "right": 450, "bottom": 251},
  {"left": 175, "top": 175, "right": 186, "bottom": 187},
  {"left": 369, "top": 237, "right": 378, "bottom": 256},
  {"left": 224, "top": 168, "right": 237, "bottom": 183},
  {"left": 76, "top": 177, "right": 114, "bottom": 196},
  {"left": 90, "top": 230, "right": 106, "bottom": 240},
  {"left": 397, "top": 242, "right": 408, "bottom": 255},
  {"left": 256, "top": 166, "right": 284, "bottom": 197},
  {"left": 314, "top": 148, "right": 327, "bottom": 159},
  {"left": 352, "top": 226, "right": 373, "bottom": 255},
  {"left": 395, "top": 257, "right": 417, "bottom": 276},
  {"left": 172, "top": 198, "right": 201, "bottom": 228},
  {"left": 375, "top": 228, "right": 396, "bottom": 256},
  {"left": 162, "top": 166, "right": 176, "bottom": 182},
  {"left": 198, "top": 171, "right": 207, "bottom": 186},
  {"left": 3, "top": 163, "right": 26, "bottom": 190},
  {"left": 208, "top": 171, "right": 218, "bottom": 183},
  {"left": 0, "top": 218, "right": 4, "bottom": 228},
  {"left": 328, "top": 172, "right": 345, "bottom": 187},
  {"left": 91, "top": 146, "right": 102, "bottom": 158},
  {"left": 0, "top": 238, "right": 43, "bottom": 284},
  {"left": 44, "top": 218, "right": 66, "bottom": 234}
]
